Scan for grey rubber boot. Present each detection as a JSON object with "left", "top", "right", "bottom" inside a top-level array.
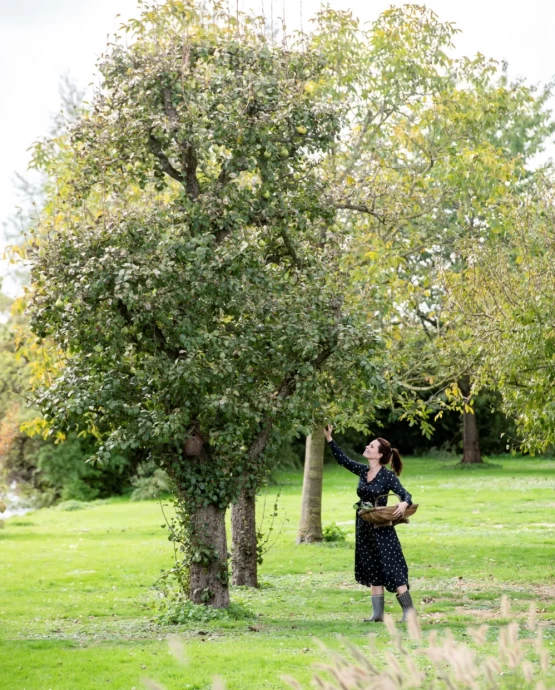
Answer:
[
  {"left": 363, "top": 595, "right": 385, "bottom": 622},
  {"left": 396, "top": 590, "right": 416, "bottom": 623}
]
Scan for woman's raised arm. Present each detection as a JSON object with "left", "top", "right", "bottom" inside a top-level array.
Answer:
[{"left": 325, "top": 426, "right": 367, "bottom": 476}]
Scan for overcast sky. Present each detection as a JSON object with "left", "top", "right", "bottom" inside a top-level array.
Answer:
[{"left": 1, "top": 0, "right": 554, "bottom": 294}]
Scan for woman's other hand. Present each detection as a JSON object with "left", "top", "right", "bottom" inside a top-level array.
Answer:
[
  {"left": 324, "top": 424, "right": 333, "bottom": 442},
  {"left": 393, "top": 501, "right": 408, "bottom": 519}
]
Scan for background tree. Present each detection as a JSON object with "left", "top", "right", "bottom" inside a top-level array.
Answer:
[
  {"left": 292, "top": 6, "right": 554, "bottom": 534},
  {"left": 296, "top": 423, "right": 326, "bottom": 544},
  {"left": 292, "top": 5, "right": 552, "bottom": 540},
  {"left": 338, "top": 33, "right": 555, "bottom": 458},
  {"left": 443, "top": 169, "right": 555, "bottom": 454}
]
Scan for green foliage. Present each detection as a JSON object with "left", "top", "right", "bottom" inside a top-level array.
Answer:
[
  {"left": 322, "top": 522, "right": 347, "bottom": 542},
  {"left": 442, "top": 171, "right": 555, "bottom": 453},
  {"left": 37, "top": 434, "right": 130, "bottom": 502},
  {"left": 154, "top": 591, "right": 254, "bottom": 626},
  {"left": 26, "top": 0, "right": 379, "bottom": 521},
  {"left": 130, "top": 460, "right": 172, "bottom": 501}
]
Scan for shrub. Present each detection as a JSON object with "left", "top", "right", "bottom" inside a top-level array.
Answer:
[
  {"left": 154, "top": 590, "right": 254, "bottom": 626},
  {"left": 322, "top": 522, "right": 348, "bottom": 542},
  {"left": 130, "top": 461, "right": 172, "bottom": 501},
  {"left": 37, "top": 434, "right": 131, "bottom": 502}
]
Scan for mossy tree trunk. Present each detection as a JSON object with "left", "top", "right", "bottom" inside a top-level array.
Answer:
[
  {"left": 189, "top": 503, "right": 230, "bottom": 607},
  {"left": 231, "top": 488, "right": 258, "bottom": 587}
]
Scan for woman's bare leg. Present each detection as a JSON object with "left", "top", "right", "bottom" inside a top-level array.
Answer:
[
  {"left": 372, "top": 585, "right": 384, "bottom": 595},
  {"left": 396, "top": 584, "right": 407, "bottom": 595}
]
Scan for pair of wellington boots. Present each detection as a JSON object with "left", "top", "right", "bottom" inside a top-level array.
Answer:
[{"left": 364, "top": 591, "right": 416, "bottom": 623}]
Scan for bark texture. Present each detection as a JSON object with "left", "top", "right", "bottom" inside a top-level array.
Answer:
[
  {"left": 189, "top": 503, "right": 230, "bottom": 607},
  {"left": 460, "top": 376, "right": 483, "bottom": 464},
  {"left": 296, "top": 429, "right": 325, "bottom": 543},
  {"left": 231, "top": 489, "right": 258, "bottom": 587}
]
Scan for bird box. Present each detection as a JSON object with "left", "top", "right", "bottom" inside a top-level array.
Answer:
[{"left": 184, "top": 431, "right": 204, "bottom": 456}]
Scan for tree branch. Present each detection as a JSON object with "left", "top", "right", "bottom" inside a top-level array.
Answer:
[
  {"left": 117, "top": 299, "right": 180, "bottom": 361},
  {"left": 247, "top": 344, "right": 334, "bottom": 462},
  {"left": 183, "top": 144, "right": 200, "bottom": 200},
  {"left": 161, "top": 87, "right": 200, "bottom": 200},
  {"left": 335, "top": 202, "right": 386, "bottom": 225},
  {"left": 148, "top": 134, "right": 183, "bottom": 184}
]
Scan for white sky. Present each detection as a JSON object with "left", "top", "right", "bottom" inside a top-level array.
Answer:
[{"left": 1, "top": 0, "right": 554, "bottom": 294}]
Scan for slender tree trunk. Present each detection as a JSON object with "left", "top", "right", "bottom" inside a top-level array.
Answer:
[
  {"left": 296, "top": 427, "right": 325, "bottom": 543},
  {"left": 459, "top": 376, "right": 483, "bottom": 464},
  {"left": 189, "top": 503, "right": 230, "bottom": 607},
  {"left": 231, "top": 488, "right": 258, "bottom": 587}
]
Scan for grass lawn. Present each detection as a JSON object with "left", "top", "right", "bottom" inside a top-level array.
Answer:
[{"left": 1, "top": 453, "right": 555, "bottom": 689}]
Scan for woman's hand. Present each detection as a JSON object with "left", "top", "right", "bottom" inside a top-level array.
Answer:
[
  {"left": 324, "top": 424, "right": 333, "bottom": 442},
  {"left": 393, "top": 501, "right": 408, "bottom": 519}
]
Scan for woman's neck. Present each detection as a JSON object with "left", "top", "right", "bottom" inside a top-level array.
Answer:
[{"left": 368, "top": 460, "right": 381, "bottom": 472}]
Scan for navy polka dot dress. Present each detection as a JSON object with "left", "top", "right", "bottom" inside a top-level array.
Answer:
[{"left": 328, "top": 440, "right": 413, "bottom": 593}]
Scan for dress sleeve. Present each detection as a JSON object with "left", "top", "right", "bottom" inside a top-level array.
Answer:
[
  {"left": 388, "top": 472, "right": 413, "bottom": 505},
  {"left": 328, "top": 440, "right": 367, "bottom": 476}
]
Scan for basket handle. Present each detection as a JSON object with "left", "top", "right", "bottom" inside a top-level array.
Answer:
[{"left": 373, "top": 492, "right": 401, "bottom": 507}]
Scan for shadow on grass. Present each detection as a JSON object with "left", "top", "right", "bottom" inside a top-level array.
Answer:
[{"left": 439, "top": 460, "right": 503, "bottom": 470}]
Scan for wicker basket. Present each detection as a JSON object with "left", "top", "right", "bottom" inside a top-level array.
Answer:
[{"left": 357, "top": 494, "right": 419, "bottom": 528}]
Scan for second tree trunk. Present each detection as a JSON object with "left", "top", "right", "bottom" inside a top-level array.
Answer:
[
  {"left": 296, "top": 428, "right": 325, "bottom": 543},
  {"left": 231, "top": 488, "right": 258, "bottom": 587}
]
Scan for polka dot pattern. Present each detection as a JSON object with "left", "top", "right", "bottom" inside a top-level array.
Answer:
[{"left": 329, "top": 440, "right": 413, "bottom": 594}]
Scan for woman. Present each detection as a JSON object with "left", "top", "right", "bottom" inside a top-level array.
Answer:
[{"left": 324, "top": 424, "right": 416, "bottom": 623}]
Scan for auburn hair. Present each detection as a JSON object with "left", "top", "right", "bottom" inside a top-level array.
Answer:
[{"left": 376, "top": 437, "right": 403, "bottom": 476}]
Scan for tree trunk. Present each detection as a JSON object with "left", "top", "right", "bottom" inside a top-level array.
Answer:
[
  {"left": 231, "top": 488, "right": 258, "bottom": 587},
  {"left": 459, "top": 376, "right": 483, "bottom": 464},
  {"left": 296, "top": 428, "right": 325, "bottom": 543},
  {"left": 189, "top": 503, "right": 230, "bottom": 607}
]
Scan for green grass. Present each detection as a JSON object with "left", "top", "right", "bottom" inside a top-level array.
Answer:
[{"left": 1, "top": 454, "right": 555, "bottom": 689}]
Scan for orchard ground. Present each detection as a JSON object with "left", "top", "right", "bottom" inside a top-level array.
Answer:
[{"left": 1, "top": 454, "right": 554, "bottom": 689}]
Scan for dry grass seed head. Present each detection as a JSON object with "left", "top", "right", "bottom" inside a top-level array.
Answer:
[
  {"left": 211, "top": 677, "right": 226, "bottom": 690},
  {"left": 383, "top": 613, "right": 397, "bottom": 637},
  {"left": 466, "top": 624, "right": 488, "bottom": 646},
  {"left": 522, "top": 660, "right": 535, "bottom": 683},
  {"left": 167, "top": 634, "right": 187, "bottom": 665},
  {"left": 484, "top": 657, "right": 501, "bottom": 688},
  {"left": 527, "top": 601, "right": 537, "bottom": 631},
  {"left": 500, "top": 594, "right": 511, "bottom": 618},
  {"left": 406, "top": 608, "right": 422, "bottom": 642},
  {"left": 535, "top": 626, "right": 544, "bottom": 653},
  {"left": 383, "top": 651, "right": 404, "bottom": 683},
  {"left": 539, "top": 648, "right": 549, "bottom": 674},
  {"left": 340, "top": 637, "right": 379, "bottom": 675},
  {"left": 282, "top": 675, "right": 303, "bottom": 690},
  {"left": 404, "top": 656, "right": 426, "bottom": 687},
  {"left": 142, "top": 680, "right": 167, "bottom": 690},
  {"left": 446, "top": 644, "right": 478, "bottom": 686}
]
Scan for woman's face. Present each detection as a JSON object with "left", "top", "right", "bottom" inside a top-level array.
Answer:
[{"left": 363, "top": 439, "right": 382, "bottom": 461}]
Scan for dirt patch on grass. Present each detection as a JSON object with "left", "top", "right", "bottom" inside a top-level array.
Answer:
[{"left": 454, "top": 607, "right": 501, "bottom": 620}]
